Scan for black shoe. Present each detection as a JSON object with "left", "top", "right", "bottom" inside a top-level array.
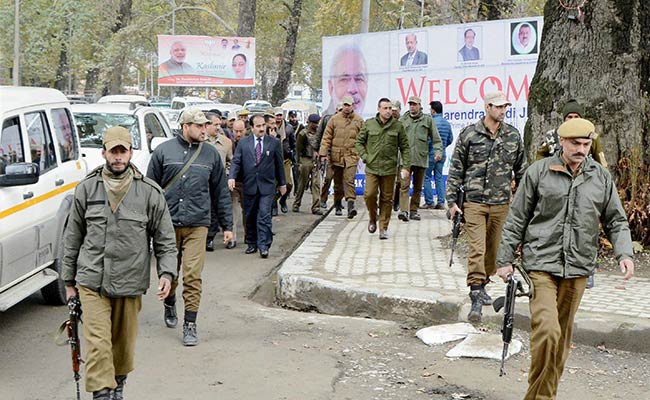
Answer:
[
  {"left": 272, "top": 202, "right": 279, "bottom": 216},
  {"left": 279, "top": 198, "right": 288, "bottom": 213},
  {"left": 113, "top": 375, "right": 127, "bottom": 400},
  {"left": 163, "top": 298, "right": 177, "bottom": 328},
  {"left": 368, "top": 219, "right": 377, "bottom": 234},
  {"left": 206, "top": 239, "right": 215, "bottom": 252},
  {"left": 93, "top": 389, "right": 112, "bottom": 400},
  {"left": 398, "top": 211, "right": 409, "bottom": 222},
  {"left": 245, "top": 245, "right": 258, "bottom": 254},
  {"left": 409, "top": 211, "right": 421, "bottom": 221},
  {"left": 226, "top": 240, "right": 236, "bottom": 249},
  {"left": 260, "top": 249, "right": 269, "bottom": 258},
  {"left": 393, "top": 201, "right": 399, "bottom": 212},
  {"left": 479, "top": 285, "right": 493, "bottom": 305},
  {"left": 335, "top": 206, "right": 343, "bottom": 216},
  {"left": 182, "top": 321, "right": 198, "bottom": 346},
  {"left": 347, "top": 201, "right": 357, "bottom": 219},
  {"left": 292, "top": 205, "right": 300, "bottom": 212},
  {"left": 468, "top": 290, "right": 483, "bottom": 323},
  {"left": 320, "top": 201, "right": 327, "bottom": 209},
  {"left": 312, "top": 209, "right": 323, "bottom": 215}
]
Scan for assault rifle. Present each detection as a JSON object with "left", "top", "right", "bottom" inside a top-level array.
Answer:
[
  {"left": 66, "top": 296, "right": 83, "bottom": 400},
  {"left": 320, "top": 158, "right": 328, "bottom": 183},
  {"left": 448, "top": 185, "right": 465, "bottom": 267},
  {"left": 492, "top": 271, "right": 533, "bottom": 376}
]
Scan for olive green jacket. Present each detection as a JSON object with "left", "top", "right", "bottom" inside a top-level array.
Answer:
[
  {"left": 399, "top": 112, "right": 442, "bottom": 168},
  {"left": 61, "top": 165, "right": 177, "bottom": 297},
  {"left": 496, "top": 153, "right": 633, "bottom": 277},
  {"left": 355, "top": 114, "right": 411, "bottom": 176}
]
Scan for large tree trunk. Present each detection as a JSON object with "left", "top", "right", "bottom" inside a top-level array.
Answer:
[
  {"left": 105, "top": 0, "right": 133, "bottom": 95},
  {"left": 228, "top": 0, "right": 257, "bottom": 104},
  {"left": 526, "top": 0, "right": 650, "bottom": 244},
  {"left": 526, "top": 0, "right": 650, "bottom": 166},
  {"left": 271, "top": 0, "right": 303, "bottom": 105}
]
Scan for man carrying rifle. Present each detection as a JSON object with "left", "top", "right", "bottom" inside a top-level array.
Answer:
[
  {"left": 292, "top": 113, "right": 323, "bottom": 214},
  {"left": 496, "top": 118, "right": 634, "bottom": 400},
  {"left": 446, "top": 91, "right": 527, "bottom": 323},
  {"left": 62, "top": 127, "right": 177, "bottom": 400}
]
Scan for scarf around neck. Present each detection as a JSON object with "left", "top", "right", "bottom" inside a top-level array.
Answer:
[{"left": 101, "top": 164, "right": 134, "bottom": 213}]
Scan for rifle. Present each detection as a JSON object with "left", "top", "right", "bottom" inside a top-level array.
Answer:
[
  {"left": 448, "top": 185, "right": 465, "bottom": 267},
  {"left": 66, "top": 296, "right": 83, "bottom": 400},
  {"left": 320, "top": 158, "right": 328, "bottom": 184},
  {"left": 492, "top": 271, "right": 533, "bottom": 376}
]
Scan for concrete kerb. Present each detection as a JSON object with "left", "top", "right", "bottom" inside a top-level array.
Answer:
[{"left": 275, "top": 206, "right": 650, "bottom": 353}]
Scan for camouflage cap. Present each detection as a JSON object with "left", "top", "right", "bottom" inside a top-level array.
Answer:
[
  {"left": 407, "top": 96, "right": 421, "bottom": 105},
  {"left": 274, "top": 107, "right": 284, "bottom": 116},
  {"left": 391, "top": 100, "right": 401, "bottom": 110},
  {"left": 484, "top": 91, "right": 511, "bottom": 107},
  {"left": 180, "top": 108, "right": 209, "bottom": 124},
  {"left": 103, "top": 126, "right": 131, "bottom": 150},
  {"left": 264, "top": 108, "right": 275, "bottom": 117},
  {"left": 557, "top": 118, "right": 596, "bottom": 139}
]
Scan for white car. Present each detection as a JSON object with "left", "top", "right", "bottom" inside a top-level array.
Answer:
[
  {"left": 243, "top": 100, "right": 272, "bottom": 112},
  {"left": 170, "top": 96, "right": 216, "bottom": 110},
  {"left": 72, "top": 104, "right": 174, "bottom": 173},
  {"left": 97, "top": 94, "right": 150, "bottom": 107},
  {"left": 0, "top": 86, "right": 88, "bottom": 310}
]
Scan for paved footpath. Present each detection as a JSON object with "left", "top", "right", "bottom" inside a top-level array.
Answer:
[{"left": 277, "top": 205, "right": 650, "bottom": 353}]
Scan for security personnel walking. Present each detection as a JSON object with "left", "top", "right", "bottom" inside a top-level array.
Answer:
[
  {"left": 446, "top": 91, "right": 527, "bottom": 323},
  {"left": 292, "top": 113, "right": 323, "bottom": 214},
  {"left": 398, "top": 96, "right": 443, "bottom": 221},
  {"left": 355, "top": 98, "right": 411, "bottom": 239},
  {"left": 62, "top": 127, "right": 177, "bottom": 400},
  {"left": 496, "top": 118, "right": 634, "bottom": 400},
  {"left": 320, "top": 95, "right": 364, "bottom": 218},
  {"left": 147, "top": 109, "right": 233, "bottom": 346}
]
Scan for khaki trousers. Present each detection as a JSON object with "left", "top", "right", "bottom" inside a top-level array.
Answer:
[
  {"left": 332, "top": 163, "right": 357, "bottom": 201},
  {"left": 463, "top": 202, "right": 510, "bottom": 287},
  {"left": 172, "top": 226, "right": 208, "bottom": 313},
  {"left": 293, "top": 157, "right": 321, "bottom": 211},
  {"left": 399, "top": 166, "right": 426, "bottom": 213},
  {"left": 364, "top": 173, "right": 396, "bottom": 230},
  {"left": 320, "top": 162, "right": 343, "bottom": 204},
  {"left": 79, "top": 286, "right": 141, "bottom": 392},
  {"left": 525, "top": 272, "right": 587, "bottom": 400},
  {"left": 283, "top": 159, "right": 293, "bottom": 193}
]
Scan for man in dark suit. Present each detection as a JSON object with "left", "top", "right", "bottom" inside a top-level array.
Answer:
[
  {"left": 228, "top": 114, "right": 286, "bottom": 258},
  {"left": 400, "top": 33, "right": 428, "bottom": 66}
]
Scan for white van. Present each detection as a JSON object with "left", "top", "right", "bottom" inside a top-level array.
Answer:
[{"left": 0, "top": 86, "right": 87, "bottom": 311}]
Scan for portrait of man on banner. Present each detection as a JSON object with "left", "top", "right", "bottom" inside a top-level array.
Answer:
[
  {"left": 324, "top": 45, "right": 368, "bottom": 116},
  {"left": 159, "top": 41, "right": 194, "bottom": 77},
  {"left": 399, "top": 32, "right": 428, "bottom": 67},
  {"left": 511, "top": 21, "right": 538, "bottom": 56}
]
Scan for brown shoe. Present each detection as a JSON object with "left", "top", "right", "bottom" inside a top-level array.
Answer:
[
  {"left": 368, "top": 220, "right": 377, "bottom": 234},
  {"left": 419, "top": 204, "right": 433, "bottom": 209}
]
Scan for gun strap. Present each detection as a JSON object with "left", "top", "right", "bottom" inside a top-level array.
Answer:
[
  {"left": 514, "top": 264, "right": 534, "bottom": 298},
  {"left": 163, "top": 142, "right": 203, "bottom": 192}
]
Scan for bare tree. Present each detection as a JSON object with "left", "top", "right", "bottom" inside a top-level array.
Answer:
[{"left": 270, "top": 0, "right": 303, "bottom": 105}]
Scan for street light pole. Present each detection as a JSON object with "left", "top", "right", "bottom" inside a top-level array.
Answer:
[
  {"left": 13, "top": 0, "right": 20, "bottom": 86},
  {"left": 361, "top": 0, "right": 370, "bottom": 33}
]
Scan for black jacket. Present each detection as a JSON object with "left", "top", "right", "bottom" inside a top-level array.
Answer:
[{"left": 147, "top": 135, "right": 233, "bottom": 230}]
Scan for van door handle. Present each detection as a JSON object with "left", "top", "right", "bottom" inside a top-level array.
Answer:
[
  {"left": 23, "top": 191, "right": 34, "bottom": 200},
  {"left": 55, "top": 179, "right": 64, "bottom": 186}
]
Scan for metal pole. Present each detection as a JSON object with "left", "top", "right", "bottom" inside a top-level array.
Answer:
[
  {"left": 150, "top": 54, "right": 154, "bottom": 98},
  {"left": 67, "top": 19, "right": 72, "bottom": 93},
  {"left": 360, "top": 0, "right": 370, "bottom": 33},
  {"left": 13, "top": 0, "right": 20, "bottom": 86},
  {"left": 420, "top": 0, "right": 424, "bottom": 27}
]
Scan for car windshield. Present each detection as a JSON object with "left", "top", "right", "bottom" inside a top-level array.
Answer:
[{"left": 73, "top": 112, "right": 141, "bottom": 150}]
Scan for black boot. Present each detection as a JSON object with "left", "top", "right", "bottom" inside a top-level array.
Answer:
[
  {"left": 279, "top": 195, "right": 289, "bottom": 213},
  {"left": 113, "top": 375, "right": 127, "bottom": 400},
  {"left": 468, "top": 289, "right": 483, "bottom": 323},
  {"left": 335, "top": 200, "right": 343, "bottom": 216},
  {"left": 163, "top": 296, "right": 177, "bottom": 328},
  {"left": 92, "top": 389, "right": 111, "bottom": 400},
  {"left": 272, "top": 201, "right": 279, "bottom": 216},
  {"left": 347, "top": 200, "right": 357, "bottom": 219}
]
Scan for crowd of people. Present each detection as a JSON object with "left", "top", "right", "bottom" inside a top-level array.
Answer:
[{"left": 60, "top": 90, "right": 635, "bottom": 400}]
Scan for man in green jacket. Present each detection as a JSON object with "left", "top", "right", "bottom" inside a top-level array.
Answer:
[
  {"left": 356, "top": 98, "right": 411, "bottom": 239},
  {"left": 62, "top": 127, "right": 177, "bottom": 400},
  {"left": 496, "top": 118, "right": 634, "bottom": 400},
  {"left": 398, "top": 96, "right": 442, "bottom": 221}
]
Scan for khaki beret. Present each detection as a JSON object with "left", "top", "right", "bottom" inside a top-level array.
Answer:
[{"left": 557, "top": 118, "right": 596, "bottom": 139}]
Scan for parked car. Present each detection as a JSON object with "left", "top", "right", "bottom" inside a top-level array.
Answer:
[
  {"left": 0, "top": 86, "right": 88, "bottom": 310},
  {"left": 243, "top": 100, "right": 272, "bottom": 113},
  {"left": 72, "top": 104, "right": 174, "bottom": 173},
  {"left": 97, "top": 94, "right": 150, "bottom": 107},
  {"left": 170, "top": 96, "right": 216, "bottom": 110},
  {"left": 281, "top": 101, "right": 320, "bottom": 126}
]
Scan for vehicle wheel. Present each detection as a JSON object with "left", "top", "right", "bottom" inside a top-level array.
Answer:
[{"left": 41, "top": 231, "right": 67, "bottom": 306}]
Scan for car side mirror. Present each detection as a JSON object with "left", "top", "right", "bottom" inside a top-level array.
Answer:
[{"left": 0, "top": 162, "right": 40, "bottom": 186}]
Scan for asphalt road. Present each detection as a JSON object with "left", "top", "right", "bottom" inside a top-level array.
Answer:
[{"left": 1, "top": 195, "right": 649, "bottom": 400}]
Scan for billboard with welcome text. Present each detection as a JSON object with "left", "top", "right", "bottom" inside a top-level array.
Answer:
[
  {"left": 322, "top": 17, "right": 542, "bottom": 194},
  {"left": 158, "top": 35, "right": 255, "bottom": 87}
]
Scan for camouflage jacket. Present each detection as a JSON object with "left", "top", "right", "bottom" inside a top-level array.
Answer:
[
  {"left": 535, "top": 128, "right": 608, "bottom": 167},
  {"left": 446, "top": 118, "right": 528, "bottom": 206}
]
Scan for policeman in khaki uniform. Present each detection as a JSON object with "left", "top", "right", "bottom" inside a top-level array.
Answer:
[
  {"left": 355, "top": 97, "right": 411, "bottom": 240},
  {"left": 446, "top": 91, "right": 527, "bottom": 323},
  {"left": 292, "top": 113, "right": 323, "bottom": 214},
  {"left": 398, "top": 95, "right": 443, "bottom": 221},
  {"left": 320, "top": 95, "right": 365, "bottom": 218},
  {"left": 62, "top": 127, "right": 177, "bottom": 400},
  {"left": 496, "top": 118, "right": 634, "bottom": 400}
]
